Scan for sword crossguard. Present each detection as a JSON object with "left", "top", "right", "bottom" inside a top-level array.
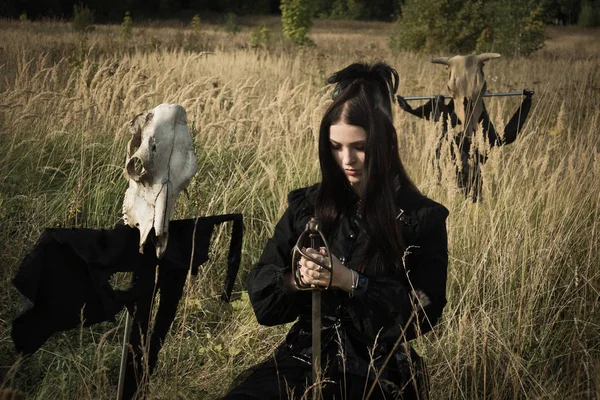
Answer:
[{"left": 291, "top": 217, "right": 334, "bottom": 291}]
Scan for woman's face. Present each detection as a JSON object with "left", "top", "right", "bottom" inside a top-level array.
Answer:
[{"left": 329, "top": 123, "right": 367, "bottom": 194}]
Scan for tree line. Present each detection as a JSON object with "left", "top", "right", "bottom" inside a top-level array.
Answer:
[
  {"left": 3, "top": 0, "right": 399, "bottom": 21},
  {"left": 4, "top": 0, "right": 598, "bottom": 57},
  {"left": 4, "top": 0, "right": 588, "bottom": 24}
]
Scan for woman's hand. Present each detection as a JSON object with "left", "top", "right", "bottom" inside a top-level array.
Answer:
[{"left": 297, "top": 247, "right": 353, "bottom": 292}]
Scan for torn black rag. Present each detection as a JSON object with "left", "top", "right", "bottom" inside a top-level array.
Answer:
[{"left": 11, "top": 214, "right": 243, "bottom": 356}]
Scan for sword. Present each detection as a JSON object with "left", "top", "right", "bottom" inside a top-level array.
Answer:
[
  {"left": 291, "top": 218, "right": 333, "bottom": 400},
  {"left": 401, "top": 91, "right": 532, "bottom": 101},
  {"left": 310, "top": 230, "right": 321, "bottom": 400}
]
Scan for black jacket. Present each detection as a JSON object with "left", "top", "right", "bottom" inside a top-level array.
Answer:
[{"left": 246, "top": 184, "right": 449, "bottom": 381}]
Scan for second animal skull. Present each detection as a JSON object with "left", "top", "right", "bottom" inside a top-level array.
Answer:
[{"left": 123, "top": 103, "right": 198, "bottom": 258}]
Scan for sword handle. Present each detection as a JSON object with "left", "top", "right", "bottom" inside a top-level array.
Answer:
[{"left": 291, "top": 218, "right": 333, "bottom": 291}]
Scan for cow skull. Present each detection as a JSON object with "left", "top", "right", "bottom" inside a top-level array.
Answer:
[
  {"left": 123, "top": 103, "right": 197, "bottom": 258},
  {"left": 432, "top": 53, "right": 501, "bottom": 138}
]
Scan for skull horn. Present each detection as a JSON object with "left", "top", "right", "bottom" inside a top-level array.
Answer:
[
  {"left": 431, "top": 57, "right": 451, "bottom": 66},
  {"left": 476, "top": 53, "right": 501, "bottom": 63}
]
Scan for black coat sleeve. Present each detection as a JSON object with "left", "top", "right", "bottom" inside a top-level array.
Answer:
[
  {"left": 246, "top": 189, "right": 312, "bottom": 326},
  {"left": 408, "top": 98, "right": 454, "bottom": 122},
  {"left": 502, "top": 95, "right": 532, "bottom": 145},
  {"left": 343, "top": 204, "right": 449, "bottom": 344},
  {"left": 480, "top": 95, "right": 533, "bottom": 148},
  {"left": 479, "top": 106, "right": 500, "bottom": 147}
]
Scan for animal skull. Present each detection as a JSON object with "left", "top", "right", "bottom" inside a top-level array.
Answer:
[
  {"left": 123, "top": 104, "right": 198, "bottom": 258},
  {"left": 432, "top": 53, "right": 501, "bottom": 137}
]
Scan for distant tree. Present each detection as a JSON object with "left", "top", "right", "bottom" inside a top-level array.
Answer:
[
  {"left": 224, "top": 12, "right": 240, "bottom": 34},
  {"left": 280, "top": 0, "right": 315, "bottom": 45},
  {"left": 390, "top": 0, "right": 546, "bottom": 56},
  {"left": 578, "top": 0, "right": 600, "bottom": 26},
  {"left": 477, "top": 0, "right": 546, "bottom": 56},
  {"left": 72, "top": 3, "right": 94, "bottom": 32},
  {"left": 318, "top": 0, "right": 398, "bottom": 20},
  {"left": 248, "top": 22, "right": 272, "bottom": 48},
  {"left": 543, "top": 0, "right": 582, "bottom": 24},
  {"left": 121, "top": 11, "right": 133, "bottom": 38}
]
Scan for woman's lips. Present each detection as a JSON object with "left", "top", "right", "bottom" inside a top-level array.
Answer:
[{"left": 345, "top": 169, "right": 360, "bottom": 176}]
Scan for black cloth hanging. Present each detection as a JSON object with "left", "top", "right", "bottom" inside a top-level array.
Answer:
[{"left": 11, "top": 214, "right": 243, "bottom": 356}]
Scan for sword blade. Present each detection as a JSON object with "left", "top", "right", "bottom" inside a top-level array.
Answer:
[
  {"left": 312, "top": 290, "right": 321, "bottom": 400},
  {"left": 310, "top": 231, "right": 322, "bottom": 400}
]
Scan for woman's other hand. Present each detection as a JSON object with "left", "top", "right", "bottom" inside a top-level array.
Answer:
[{"left": 298, "top": 247, "right": 353, "bottom": 292}]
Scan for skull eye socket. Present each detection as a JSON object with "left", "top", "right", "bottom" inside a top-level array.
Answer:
[
  {"left": 132, "top": 157, "right": 144, "bottom": 176},
  {"left": 128, "top": 134, "right": 142, "bottom": 157},
  {"left": 126, "top": 156, "right": 146, "bottom": 182}
]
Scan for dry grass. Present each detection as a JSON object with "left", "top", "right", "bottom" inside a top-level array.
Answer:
[{"left": 0, "top": 18, "right": 599, "bottom": 399}]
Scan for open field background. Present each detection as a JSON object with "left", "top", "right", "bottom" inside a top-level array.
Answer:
[{"left": 0, "top": 17, "right": 599, "bottom": 399}]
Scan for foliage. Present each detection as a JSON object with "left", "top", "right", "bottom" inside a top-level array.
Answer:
[
  {"left": 72, "top": 3, "right": 94, "bottom": 32},
  {"left": 329, "top": 0, "right": 364, "bottom": 20},
  {"left": 542, "top": 0, "right": 583, "bottom": 24},
  {"left": 120, "top": 11, "right": 133, "bottom": 39},
  {"left": 280, "top": 0, "right": 315, "bottom": 46},
  {"left": 185, "top": 15, "right": 210, "bottom": 52},
  {"left": 390, "top": 0, "right": 547, "bottom": 56},
  {"left": 477, "top": 0, "right": 547, "bottom": 56},
  {"left": 315, "top": 0, "right": 399, "bottom": 20},
  {"left": 578, "top": 0, "right": 600, "bottom": 27},
  {"left": 224, "top": 12, "right": 240, "bottom": 35},
  {"left": 190, "top": 14, "right": 201, "bottom": 31},
  {"left": 248, "top": 22, "right": 271, "bottom": 48},
  {"left": 69, "top": 33, "right": 89, "bottom": 70},
  {"left": 19, "top": 12, "right": 28, "bottom": 22},
  {"left": 389, "top": 0, "right": 447, "bottom": 52}
]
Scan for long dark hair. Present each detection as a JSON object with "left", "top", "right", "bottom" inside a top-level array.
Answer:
[{"left": 316, "top": 63, "right": 420, "bottom": 275}]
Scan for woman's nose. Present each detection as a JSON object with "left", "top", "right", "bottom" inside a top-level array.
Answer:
[{"left": 342, "top": 148, "right": 355, "bottom": 165}]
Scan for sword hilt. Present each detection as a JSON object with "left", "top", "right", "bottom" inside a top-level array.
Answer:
[{"left": 291, "top": 217, "right": 334, "bottom": 290}]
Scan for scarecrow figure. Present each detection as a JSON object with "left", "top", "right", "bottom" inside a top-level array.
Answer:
[
  {"left": 397, "top": 53, "right": 533, "bottom": 201},
  {"left": 11, "top": 104, "right": 244, "bottom": 400}
]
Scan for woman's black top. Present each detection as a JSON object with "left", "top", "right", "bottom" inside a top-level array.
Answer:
[{"left": 245, "top": 183, "right": 449, "bottom": 383}]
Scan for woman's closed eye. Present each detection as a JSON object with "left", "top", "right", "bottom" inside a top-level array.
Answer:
[{"left": 330, "top": 142, "right": 365, "bottom": 151}]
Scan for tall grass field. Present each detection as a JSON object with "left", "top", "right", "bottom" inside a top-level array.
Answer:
[{"left": 0, "top": 16, "right": 599, "bottom": 399}]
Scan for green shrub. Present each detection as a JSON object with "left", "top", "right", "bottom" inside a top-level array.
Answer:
[
  {"left": 280, "top": 0, "right": 315, "bottom": 46},
  {"left": 69, "top": 34, "right": 88, "bottom": 70},
  {"left": 389, "top": 0, "right": 450, "bottom": 53},
  {"left": 329, "top": 0, "right": 364, "bottom": 20},
  {"left": 190, "top": 14, "right": 201, "bottom": 31},
  {"left": 225, "top": 12, "right": 240, "bottom": 35},
  {"left": 578, "top": 0, "right": 600, "bottom": 27},
  {"left": 248, "top": 22, "right": 271, "bottom": 48},
  {"left": 19, "top": 12, "right": 28, "bottom": 22},
  {"left": 476, "top": 0, "right": 546, "bottom": 57},
  {"left": 121, "top": 11, "right": 133, "bottom": 39},
  {"left": 72, "top": 3, "right": 94, "bottom": 32},
  {"left": 390, "top": 0, "right": 546, "bottom": 57}
]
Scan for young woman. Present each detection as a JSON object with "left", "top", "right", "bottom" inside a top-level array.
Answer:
[{"left": 223, "top": 63, "right": 449, "bottom": 400}]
